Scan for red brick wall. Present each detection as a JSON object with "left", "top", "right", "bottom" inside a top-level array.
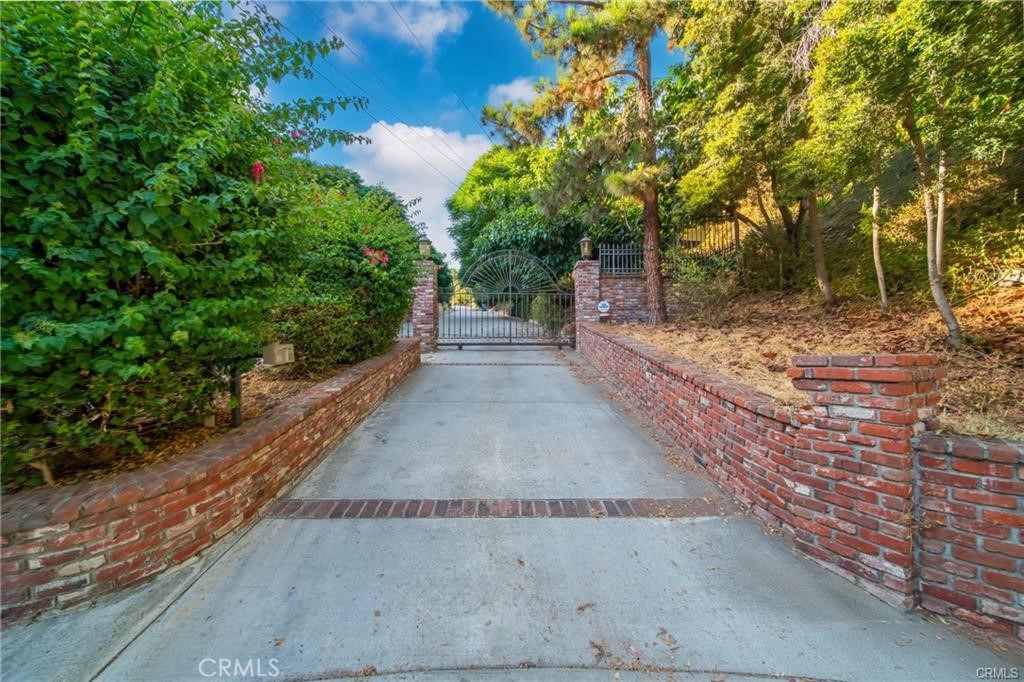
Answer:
[
  {"left": 599, "top": 274, "right": 648, "bottom": 323},
  {"left": 412, "top": 260, "right": 437, "bottom": 350},
  {"left": 0, "top": 340, "right": 420, "bottom": 624},
  {"left": 915, "top": 433, "right": 1024, "bottom": 643},
  {"left": 581, "top": 323, "right": 1011, "bottom": 614},
  {"left": 573, "top": 260, "right": 600, "bottom": 324}
]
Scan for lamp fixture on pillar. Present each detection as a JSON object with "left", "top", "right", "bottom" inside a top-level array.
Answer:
[
  {"left": 418, "top": 236, "right": 432, "bottom": 258},
  {"left": 579, "top": 236, "right": 593, "bottom": 260}
]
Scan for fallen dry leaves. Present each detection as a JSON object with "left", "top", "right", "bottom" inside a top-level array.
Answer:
[
  {"left": 624, "top": 288, "right": 1023, "bottom": 440},
  {"left": 47, "top": 364, "right": 339, "bottom": 488}
]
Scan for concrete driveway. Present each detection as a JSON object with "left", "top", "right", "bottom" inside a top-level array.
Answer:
[
  {"left": 436, "top": 306, "right": 557, "bottom": 345},
  {"left": 402, "top": 306, "right": 565, "bottom": 345},
  {"left": 4, "top": 348, "right": 1021, "bottom": 682}
]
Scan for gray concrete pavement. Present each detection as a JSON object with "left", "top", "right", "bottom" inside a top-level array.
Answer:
[
  {"left": 292, "top": 358, "right": 711, "bottom": 499},
  {"left": 435, "top": 306, "right": 562, "bottom": 345},
  {"left": 400, "top": 306, "right": 567, "bottom": 345},
  {"left": 3, "top": 348, "right": 1020, "bottom": 682}
]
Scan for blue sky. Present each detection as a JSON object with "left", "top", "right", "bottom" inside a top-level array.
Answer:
[{"left": 242, "top": 1, "right": 681, "bottom": 262}]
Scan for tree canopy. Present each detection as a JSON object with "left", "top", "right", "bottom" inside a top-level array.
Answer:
[{"left": 473, "top": 0, "right": 1022, "bottom": 345}]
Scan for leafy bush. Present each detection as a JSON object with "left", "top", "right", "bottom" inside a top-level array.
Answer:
[
  {"left": 530, "top": 296, "right": 570, "bottom": 335},
  {"left": 0, "top": 3, "right": 356, "bottom": 487},
  {"left": 275, "top": 179, "right": 418, "bottom": 375},
  {"left": 665, "top": 257, "right": 737, "bottom": 326}
]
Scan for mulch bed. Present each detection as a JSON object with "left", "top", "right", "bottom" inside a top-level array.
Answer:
[
  {"left": 26, "top": 364, "right": 344, "bottom": 491},
  {"left": 625, "top": 287, "right": 1024, "bottom": 440}
]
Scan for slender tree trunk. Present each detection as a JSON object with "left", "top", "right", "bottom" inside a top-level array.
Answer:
[
  {"left": 929, "top": 69, "right": 950, "bottom": 274},
  {"left": 936, "top": 146, "right": 947, "bottom": 272},
  {"left": 901, "top": 96, "right": 964, "bottom": 347},
  {"left": 731, "top": 204, "right": 743, "bottom": 284},
  {"left": 871, "top": 183, "right": 889, "bottom": 313},
  {"left": 772, "top": 171, "right": 801, "bottom": 256},
  {"left": 635, "top": 34, "right": 666, "bottom": 324},
  {"left": 731, "top": 205, "right": 741, "bottom": 254},
  {"left": 807, "top": 191, "right": 834, "bottom": 304}
]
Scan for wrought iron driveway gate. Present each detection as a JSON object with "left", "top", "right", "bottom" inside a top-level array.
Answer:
[{"left": 439, "top": 250, "right": 574, "bottom": 347}]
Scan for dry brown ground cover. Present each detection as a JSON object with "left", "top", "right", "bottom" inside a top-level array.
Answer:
[
  {"left": 623, "top": 287, "right": 1024, "bottom": 440},
  {"left": 43, "top": 364, "right": 339, "bottom": 489}
]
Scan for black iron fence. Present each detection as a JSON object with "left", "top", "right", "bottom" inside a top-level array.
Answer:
[
  {"left": 397, "top": 309, "right": 414, "bottom": 339},
  {"left": 598, "top": 243, "right": 643, "bottom": 274},
  {"left": 674, "top": 220, "right": 743, "bottom": 264},
  {"left": 438, "top": 289, "right": 574, "bottom": 347}
]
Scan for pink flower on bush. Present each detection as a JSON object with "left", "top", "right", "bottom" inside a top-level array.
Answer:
[
  {"left": 251, "top": 160, "right": 265, "bottom": 183},
  {"left": 363, "top": 246, "right": 389, "bottom": 268}
]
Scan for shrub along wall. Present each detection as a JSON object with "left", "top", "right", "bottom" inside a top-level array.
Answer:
[
  {"left": 0, "top": 340, "right": 419, "bottom": 624},
  {"left": 577, "top": 323, "right": 1022, "bottom": 646}
]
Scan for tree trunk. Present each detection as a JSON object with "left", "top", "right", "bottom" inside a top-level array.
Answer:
[
  {"left": 871, "top": 183, "right": 889, "bottom": 313},
  {"left": 807, "top": 191, "right": 834, "bottom": 304},
  {"left": 936, "top": 146, "right": 947, "bottom": 272},
  {"left": 772, "top": 171, "right": 802, "bottom": 256},
  {"left": 901, "top": 96, "right": 964, "bottom": 347},
  {"left": 731, "top": 205, "right": 741, "bottom": 253},
  {"left": 635, "top": 34, "right": 666, "bottom": 324},
  {"left": 731, "top": 205, "right": 745, "bottom": 286}
]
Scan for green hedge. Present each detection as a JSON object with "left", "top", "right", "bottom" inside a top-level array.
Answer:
[
  {"left": 0, "top": 3, "right": 357, "bottom": 487},
  {"left": 274, "top": 179, "right": 418, "bottom": 375}
]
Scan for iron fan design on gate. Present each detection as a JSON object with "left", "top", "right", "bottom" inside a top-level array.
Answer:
[{"left": 459, "top": 250, "right": 565, "bottom": 295}]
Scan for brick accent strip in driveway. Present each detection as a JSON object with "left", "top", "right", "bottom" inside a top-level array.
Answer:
[{"left": 267, "top": 497, "right": 738, "bottom": 519}]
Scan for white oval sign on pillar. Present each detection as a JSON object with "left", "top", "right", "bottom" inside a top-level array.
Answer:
[{"left": 597, "top": 300, "right": 611, "bottom": 314}]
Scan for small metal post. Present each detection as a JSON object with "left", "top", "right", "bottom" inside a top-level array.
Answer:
[{"left": 230, "top": 365, "right": 242, "bottom": 428}]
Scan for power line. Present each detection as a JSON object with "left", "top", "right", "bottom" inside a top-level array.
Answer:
[
  {"left": 387, "top": 1, "right": 496, "bottom": 143},
  {"left": 276, "top": 21, "right": 462, "bottom": 188},
  {"left": 308, "top": 64, "right": 462, "bottom": 188},
  {"left": 278, "top": 21, "right": 470, "bottom": 175},
  {"left": 300, "top": 1, "right": 478, "bottom": 170}
]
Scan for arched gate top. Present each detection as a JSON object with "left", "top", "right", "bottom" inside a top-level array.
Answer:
[{"left": 459, "top": 250, "right": 564, "bottom": 294}]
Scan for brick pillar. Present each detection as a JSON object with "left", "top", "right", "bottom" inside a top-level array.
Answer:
[
  {"left": 788, "top": 353, "right": 945, "bottom": 608},
  {"left": 412, "top": 260, "right": 437, "bottom": 351},
  {"left": 573, "top": 259, "right": 600, "bottom": 324}
]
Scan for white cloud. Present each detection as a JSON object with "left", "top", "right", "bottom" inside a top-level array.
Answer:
[
  {"left": 223, "top": 1, "right": 292, "bottom": 22},
  {"left": 346, "top": 123, "right": 491, "bottom": 264},
  {"left": 247, "top": 83, "right": 274, "bottom": 103},
  {"left": 262, "top": 2, "right": 292, "bottom": 20},
  {"left": 486, "top": 77, "right": 538, "bottom": 107},
  {"left": 326, "top": 1, "right": 469, "bottom": 56}
]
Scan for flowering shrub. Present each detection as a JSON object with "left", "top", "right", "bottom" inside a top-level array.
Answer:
[
  {"left": 363, "top": 247, "right": 390, "bottom": 267},
  {"left": 274, "top": 168, "right": 418, "bottom": 375},
  {"left": 0, "top": 3, "right": 361, "bottom": 487},
  {"left": 251, "top": 161, "right": 266, "bottom": 184}
]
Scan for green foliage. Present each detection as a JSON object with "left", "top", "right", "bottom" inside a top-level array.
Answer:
[
  {"left": 530, "top": 296, "right": 570, "bottom": 336},
  {"left": 664, "top": 255, "right": 737, "bottom": 327},
  {"left": 447, "top": 145, "right": 636, "bottom": 277},
  {"left": 0, "top": 2, "right": 360, "bottom": 486},
  {"left": 274, "top": 179, "right": 419, "bottom": 375},
  {"left": 659, "top": 0, "right": 1023, "bottom": 317},
  {"left": 428, "top": 246, "right": 453, "bottom": 305}
]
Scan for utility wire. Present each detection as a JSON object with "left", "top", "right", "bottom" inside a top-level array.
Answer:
[
  {"left": 300, "top": 1, "right": 478, "bottom": 170},
  {"left": 276, "top": 21, "right": 462, "bottom": 188},
  {"left": 279, "top": 20, "right": 469, "bottom": 175},
  {"left": 387, "top": 1, "right": 496, "bottom": 142}
]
